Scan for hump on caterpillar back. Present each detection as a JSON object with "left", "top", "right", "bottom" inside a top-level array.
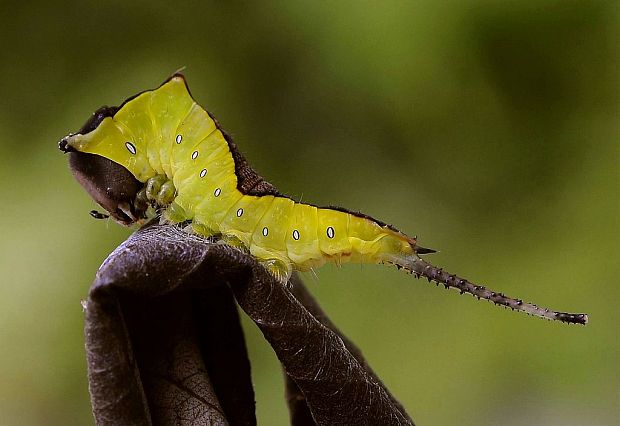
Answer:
[
  {"left": 58, "top": 74, "right": 199, "bottom": 223},
  {"left": 59, "top": 74, "right": 195, "bottom": 183}
]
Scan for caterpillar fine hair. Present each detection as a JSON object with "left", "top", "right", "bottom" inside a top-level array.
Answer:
[{"left": 59, "top": 74, "right": 588, "bottom": 325}]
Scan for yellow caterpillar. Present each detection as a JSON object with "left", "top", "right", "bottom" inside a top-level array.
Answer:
[{"left": 59, "top": 74, "right": 587, "bottom": 325}]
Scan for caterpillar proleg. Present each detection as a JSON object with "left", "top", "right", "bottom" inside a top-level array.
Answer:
[{"left": 59, "top": 74, "right": 588, "bottom": 325}]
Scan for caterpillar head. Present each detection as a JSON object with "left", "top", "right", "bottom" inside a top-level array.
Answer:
[{"left": 59, "top": 106, "right": 147, "bottom": 226}]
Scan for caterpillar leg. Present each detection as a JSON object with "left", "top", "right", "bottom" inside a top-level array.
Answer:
[
  {"left": 163, "top": 201, "right": 189, "bottom": 224},
  {"left": 188, "top": 221, "right": 220, "bottom": 238},
  {"left": 144, "top": 175, "right": 177, "bottom": 206},
  {"left": 260, "top": 258, "right": 293, "bottom": 285},
  {"left": 219, "top": 234, "right": 250, "bottom": 253}
]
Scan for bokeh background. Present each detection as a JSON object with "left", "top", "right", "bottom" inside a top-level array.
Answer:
[{"left": 0, "top": 1, "right": 618, "bottom": 424}]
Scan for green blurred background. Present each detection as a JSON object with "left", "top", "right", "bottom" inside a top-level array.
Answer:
[{"left": 0, "top": 1, "right": 617, "bottom": 424}]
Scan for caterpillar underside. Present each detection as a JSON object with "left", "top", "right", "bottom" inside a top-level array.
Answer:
[{"left": 59, "top": 74, "right": 588, "bottom": 325}]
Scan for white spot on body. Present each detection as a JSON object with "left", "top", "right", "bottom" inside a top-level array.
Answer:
[
  {"left": 176, "top": 134, "right": 183, "bottom": 144},
  {"left": 292, "top": 230, "right": 300, "bottom": 240},
  {"left": 191, "top": 150, "right": 199, "bottom": 160},
  {"left": 327, "top": 226, "right": 335, "bottom": 239},
  {"left": 214, "top": 188, "right": 221, "bottom": 197},
  {"left": 262, "top": 227, "right": 269, "bottom": 237},
  {"left": 125, "top": 142, "right": 137, "bottom": 155},
  {"left": 236, "top": 208, "right": 244, "bottom": 217},
  {"left": 200, "top": 169, "right": 207, "bottom": 178}
]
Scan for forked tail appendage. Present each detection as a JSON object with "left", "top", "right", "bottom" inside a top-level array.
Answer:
[{"left": 391, "top": 255, "right": 588, "bottom": 325}]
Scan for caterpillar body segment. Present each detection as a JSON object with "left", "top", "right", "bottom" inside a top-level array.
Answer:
[{"left": 60, "top": 74, "right": 588, "bottom": 325}]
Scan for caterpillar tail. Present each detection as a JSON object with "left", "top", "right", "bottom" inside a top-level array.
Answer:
[{"left": 387, "top": 253, "right": 588, "bottom": 325}]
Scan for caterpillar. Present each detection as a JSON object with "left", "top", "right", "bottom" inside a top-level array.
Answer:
[{"left": 59, "top": 74, "right": 588, "bottom": 325}]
